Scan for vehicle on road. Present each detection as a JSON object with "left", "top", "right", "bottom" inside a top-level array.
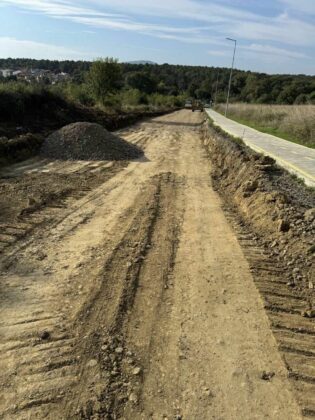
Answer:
[
  {"left": 192, "top": 99, "right": 204, "bottom": 112},
  {"left": 203, "top": 101, "right": 212, "bottom": 108},
  {"left": 185, "top": 100, "right": 192, "bottom": 109}
]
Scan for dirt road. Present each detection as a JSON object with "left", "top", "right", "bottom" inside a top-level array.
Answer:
[{"left": 0, "top": 110, "right": 302, "bottom": 419}]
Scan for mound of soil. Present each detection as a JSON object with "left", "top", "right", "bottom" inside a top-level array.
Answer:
[{"left": 40, "top": 122, "right": 143, "bottom": 161}]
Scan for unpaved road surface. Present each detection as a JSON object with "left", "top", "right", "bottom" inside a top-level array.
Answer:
[{"left": 0, "top": 110, "right": 303, "bottom": 419}]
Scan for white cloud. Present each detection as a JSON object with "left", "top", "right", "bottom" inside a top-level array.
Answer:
[
  {"left": 2, "top": 0, "right": 315, "bottom": 61},
  {"left": 278, "top": 0, "right": 315, "bottom": 15},
  {"left": 1, "top": 0, "right": 123, "bottom": 17},
  {"left": 207, "top": 50, "right": 228, "bottom": 57},
  {"left": 156, "top": 33, "right": 225, "bottom": 47},
  {"left": 2, "top": 0, "right": 207, "bottom": 38},
  {"left": 90, "top": 0, "right": 260, "bottom": 22},
  {"left": 227, "top": 14, "right": 315, "bottom": 47},
  {"left": 241, "top": 43, "right": 310, "bottom": 60},
  {"left": 88, "top": 0, "right": 315, "bottom": 47},
  {"left": 70, "top": 15, "right": 203, "bottom": 34},
  {"left": 0, "top": 36, "right": 90, "bottom": 60}
]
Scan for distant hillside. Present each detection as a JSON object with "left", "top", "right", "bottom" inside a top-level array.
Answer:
[
  {"left": 0, "top": 58, "right": 314, "bottom": 104},
  {"left": 125, "top": 60, "right": 157, "bottom": 65}
]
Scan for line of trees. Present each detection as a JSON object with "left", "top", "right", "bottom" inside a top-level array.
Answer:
[
  {"left": 1, "top": 58, "right": 314, "bottom": 104},
  {"left": 0, "top": 58, "right": 185, "bottom": 120}
]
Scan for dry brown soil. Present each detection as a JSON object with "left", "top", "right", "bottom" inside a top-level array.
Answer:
[{"left": 0, "top": 110, "right": 308, "bottom": 419}]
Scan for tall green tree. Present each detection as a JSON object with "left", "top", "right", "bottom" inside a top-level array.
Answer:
[{"left": 88, "top": 57, "right": 122, "bottom": 103}]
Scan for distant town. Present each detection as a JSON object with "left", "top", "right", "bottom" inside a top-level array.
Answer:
[{"left": 0, "top": 68, "right": 71, "bottom": 84}]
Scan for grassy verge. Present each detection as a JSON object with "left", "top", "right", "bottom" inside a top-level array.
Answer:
[
  {"left": 214, "top": 103, "right": 315, "bottom": 149},
  {"left": 226, "top": 115, "right": 314, "bottom": 149},
  {"left": 206, "top": 114, "right": 314, "bottom": 191}
]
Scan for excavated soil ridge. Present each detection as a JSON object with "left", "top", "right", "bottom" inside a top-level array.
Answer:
[
  {"left": 203, "top": 119, "right": 315, "bottom": 415},
  {"left": 203, "top": 120, "right": 314, "bottom": 290},
  {"left": 40, "top": 122, "right": 143, "bottom": 161}
]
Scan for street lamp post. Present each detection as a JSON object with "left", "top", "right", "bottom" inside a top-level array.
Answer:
[{"left": 225, "top": 37, "right": 237, "bottom": 117}]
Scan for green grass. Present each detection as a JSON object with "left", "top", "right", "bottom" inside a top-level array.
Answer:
[
  {"left": 227, "top": 115, "right": 314, "bottom": 149},
  {"left": 214, "top": 103, "right": 315, "bottom": 149},
  {"left": 207, "top": 114, "right": 314, "bottom": 191}
]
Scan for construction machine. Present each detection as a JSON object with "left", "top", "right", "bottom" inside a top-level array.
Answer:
[{"left": 192, "top": 99, "right": 204, "bottom": 112}]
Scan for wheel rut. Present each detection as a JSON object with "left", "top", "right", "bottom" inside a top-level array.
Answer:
[
  {"left": 222, "top": 205, "right": 315, "bottom": 417},
  {"left": 62, "top": 171, "right": 183, "bottom": 419},
  {"left": 0, "top": 110, "right": 308, "bottom": 420},
  {"left": 0, "top": 170, "right": 183, "bottom": 419}
]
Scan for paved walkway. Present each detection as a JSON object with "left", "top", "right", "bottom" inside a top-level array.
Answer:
[{"left": 206, "top": 109, "right": 315, "bottom": 187}]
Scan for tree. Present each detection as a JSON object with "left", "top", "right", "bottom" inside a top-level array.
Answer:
[
  {"left": 257, "top": 93, "right": 272, "bottom": 104},
  {"left": 126, "top": 71, "right": 157, "bottom": 94},
  {"left": 188, "top": 82, "right": 199, "bottom": 98},
  {"left": 1, "top": 57, "right": 315, "bottom": 105},
  {"left": 195, "top": 87, "right": 211, "bottom": 100},
  {"left": 294, "top": 94, "right": 308, "bottom": 104},
  {"left": 308, "top": 91, "right": 315, "bottom": 104},
  {"left": 276, "top": 85, "right": 296, "bottom": 104},
  {"left": 88, "top": 57, "right": 122, "bottom": 103}
]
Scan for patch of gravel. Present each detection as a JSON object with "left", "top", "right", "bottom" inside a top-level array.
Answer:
[
  {"left": 269, "top": 170, "right": 315, "bottom": 209},
  {"left": 40, "top": 122, "right": 143, "bottom": 161}
]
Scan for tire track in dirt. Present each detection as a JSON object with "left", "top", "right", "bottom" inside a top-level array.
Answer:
[
  {"left": 61, "top": 172, "right": 183, "bottom": 418},
  {"left": 0, "top": 110, "right": 306, "bottom": 419},
  {"left": 120, "top": 122, "right": 302, "bottom": 420},
  {"left": 0, "top": 171, "right": 179, "bottom": 419},
  {"left": 0, "top": 160, "right": 125, "bottom": 257},
  {"left": 0, "top": 114, "right": 183, "bottom": 419},
  {"left": 0, "top": 123, "right": 160, "bottom": 258},
  {"left": 221, "top": 206, "right": 315, "bottom": 417}
]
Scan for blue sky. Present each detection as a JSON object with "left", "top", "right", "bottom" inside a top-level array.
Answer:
[{"left": 0, "top": 0, "right": 314, "bottom": 74}]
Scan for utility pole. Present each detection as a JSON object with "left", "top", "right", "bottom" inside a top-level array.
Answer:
[{"left": 225, "top": 37, "right": 237, "bottom": 117}]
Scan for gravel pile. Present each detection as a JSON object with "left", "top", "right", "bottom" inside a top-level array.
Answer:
[{"left": 40, "top": 122, "right": 143, "bottom": 161}]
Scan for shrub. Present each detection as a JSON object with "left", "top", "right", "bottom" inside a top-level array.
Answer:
[
  {"left": 119, "top": 89, "right": 144, "bottom": 107},
  {"left": 295, "top": 94, "right": 308, "bottom": 105},
  {"left": 0, "top": 82, "right": 65, "bottom": 122},
  {"left": 63, "top": 83, "right": 95, "bottom": 106}
]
